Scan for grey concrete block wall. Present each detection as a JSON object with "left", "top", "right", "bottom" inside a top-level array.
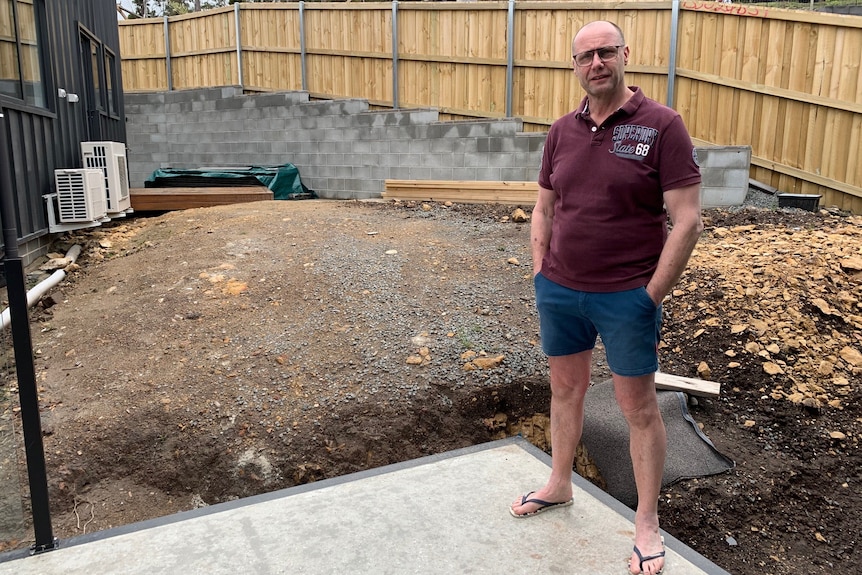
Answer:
[
  {"left": 124, "top": 87, "right": 750, "bottom": 206},
  {"left": 696, "top": 146, "right": 752, "bottom": 208},
  {"left": 18, "top": 235, "right": 52, "bottom": 268},
  {"left": 124, "top": 88, "right": 545, "bottom": 200}
]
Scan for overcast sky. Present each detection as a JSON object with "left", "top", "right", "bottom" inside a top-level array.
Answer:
[{"left": 117, "top": 0, "right": 135, "bottom": 18}]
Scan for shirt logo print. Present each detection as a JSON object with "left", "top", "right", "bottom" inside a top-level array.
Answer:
[{"left": 610, "top": 124, "right": 658, "bottom": 161}]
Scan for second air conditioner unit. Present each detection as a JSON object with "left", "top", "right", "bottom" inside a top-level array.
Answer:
[
  {"left": 81, "top": 141, "right": 132, "bottom": 215},
  {"left": 44, "top": 168, "right": 109, "bottom": 233}
]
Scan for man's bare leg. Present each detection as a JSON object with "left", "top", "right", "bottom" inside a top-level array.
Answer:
[
  {"left": 614, "top": 373, "right": 667, "bottom": 575},
  {"left": 511, "top": 349, "right": 592, "bottom": 515}
]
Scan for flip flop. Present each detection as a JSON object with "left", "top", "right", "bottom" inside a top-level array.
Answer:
[
  {"left": 630, "top": 536, "right": 665, "bottom": 574},
  {"left": 509, "top": 491, "right": 573, "bottom": 518}
]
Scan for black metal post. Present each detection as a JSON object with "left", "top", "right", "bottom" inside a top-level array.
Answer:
[{"left": 0, "top": 110, "right": 56, "bottom": 553}]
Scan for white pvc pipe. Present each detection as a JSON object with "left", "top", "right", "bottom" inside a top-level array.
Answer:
[{"left": 1, "top": 244, "right": 81, "bottom": 330}]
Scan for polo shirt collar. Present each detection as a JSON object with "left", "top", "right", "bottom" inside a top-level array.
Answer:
[{"left": 576, "top": 86, "right": 644, "bottom": 120}]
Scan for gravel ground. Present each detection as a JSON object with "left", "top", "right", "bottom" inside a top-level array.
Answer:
[{"left": 739, "top": 186, "right": 780, "bottom": 210}]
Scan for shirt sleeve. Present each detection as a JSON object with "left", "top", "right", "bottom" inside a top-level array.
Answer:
[
  {"left": 657, "top": 114, "right": 702, "bottom": 192},
  {"left": 537, "top": 123, "right": 558, "bottom": 191}
]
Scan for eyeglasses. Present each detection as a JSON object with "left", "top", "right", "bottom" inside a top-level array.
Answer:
[{"left": 573, "top": 45, "right": 623, "bottom": 67}]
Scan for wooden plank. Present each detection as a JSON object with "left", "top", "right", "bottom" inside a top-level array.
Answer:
[
  {"left": 655, "top": 372, "right": 721, "bottom": 398},
  {"left": 387, "top": 179, "right": 537, "bottom": 191},
  {"left": 383, "top": 193, "right": 532, "bottom": 205},
  {"left": 129, "top": 186, "right": 273, "bottom": 211},
  {"left": 383, "top": 179, "right": 538, "bottom": 205}
]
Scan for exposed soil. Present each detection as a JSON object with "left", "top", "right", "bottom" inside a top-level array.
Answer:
[{"left": 0, "top": 198, "right": 859, "bottom": 574}]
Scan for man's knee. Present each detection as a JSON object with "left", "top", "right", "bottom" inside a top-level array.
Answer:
[
  {"left": 549, "top": 353, "right": 592, "bottom": 397},
  {"left": 613, "top": 376, "right": 661, "bottom": 426},
  {"left": 618, "top": 400, "right": 662, "bottom": 430}
]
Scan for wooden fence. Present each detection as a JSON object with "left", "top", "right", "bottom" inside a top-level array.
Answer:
[{"left": 118, "top": 1, "right": 862, "bottom": 212}]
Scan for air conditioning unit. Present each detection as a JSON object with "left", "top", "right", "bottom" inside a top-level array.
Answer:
[
  {"left": 44, "top": 169, "right": 109, "bottom": 233},
  {"left": 81, "top": 141, "right": 132, "bottom": 216}
]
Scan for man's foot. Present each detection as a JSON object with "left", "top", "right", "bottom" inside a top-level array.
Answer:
[
  {"left": 509, "top": 490, "right": 573, "bottom": 518},
  {"left": 628, "top": 535, "right": 665, "bottom": 574}
]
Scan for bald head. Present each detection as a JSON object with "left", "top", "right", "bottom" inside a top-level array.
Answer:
[{"left": 572, "top": 21, "right": 625, "bottom": 55}]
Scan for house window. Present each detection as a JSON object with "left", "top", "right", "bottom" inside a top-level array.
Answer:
[
  {"left": 90, "top": 40, "right": 102, "bottom": 111},
  {"left": 0, "top": 0, "right": 46, "bottom": 107},
  {"left": 105, "top": 49, "right": 118, "bottom": 116}
]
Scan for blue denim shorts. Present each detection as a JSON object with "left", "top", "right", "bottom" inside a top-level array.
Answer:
[{"left": 534, "top": 273, "right": 662, "bottom": 376}]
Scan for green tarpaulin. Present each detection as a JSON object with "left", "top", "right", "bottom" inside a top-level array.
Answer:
[{"left": 145, "top": 164, "right": 315, "bottom": 200}]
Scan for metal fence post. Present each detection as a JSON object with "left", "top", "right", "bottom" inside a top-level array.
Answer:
[
  {"left": 667, "top": 0, "right": 680, "bottom": 108},
  {"left": 506, "top": 0, "right": 515, "bottom": 118},
  {"left": 235, "top": 2, "right": 243, "bottom": 88},
  {"left": 392, "top": 1, "right": 399, "bottom": 109},
  {"left": 164, "top": 16, "right": 172, "bottom": 91},
  {"left": 0, "top": 110, "right": 56, "bottom": 554},
  {"left": 299, "top": 1, "right": 307, "bottom": 91}
]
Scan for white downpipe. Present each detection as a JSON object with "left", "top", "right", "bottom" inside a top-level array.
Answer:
[{"left": 1, "top": 244, "right": 82, "bottom": 330}]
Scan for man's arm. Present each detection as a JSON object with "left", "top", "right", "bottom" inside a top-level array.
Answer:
[
  {"left": 531, "top": 185, "right": 556, "bottom": 276},
  {"left": 645, "top": 183, "right": 703, "bottom": 305}
]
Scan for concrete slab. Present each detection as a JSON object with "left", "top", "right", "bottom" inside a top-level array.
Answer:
[{"left": 0, "top": 438, "right": 729, "bottom": 574}]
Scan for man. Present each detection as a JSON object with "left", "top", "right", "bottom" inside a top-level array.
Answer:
[{"left": 509, "top": 20, "right": 703, "bottom": 575}]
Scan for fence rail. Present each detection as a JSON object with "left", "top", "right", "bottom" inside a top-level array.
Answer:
[{"left": 118, "top": 1, "right": 862, "bottom": 212}]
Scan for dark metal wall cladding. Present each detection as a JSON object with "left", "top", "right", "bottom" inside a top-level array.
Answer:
[{"left": 2, "top": 0, "right": 126, "bottom": 245}]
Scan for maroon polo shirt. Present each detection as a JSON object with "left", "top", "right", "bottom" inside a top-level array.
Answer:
[{"left": 537, "top": 87, "right": 701, "bottom": 292}]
